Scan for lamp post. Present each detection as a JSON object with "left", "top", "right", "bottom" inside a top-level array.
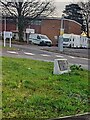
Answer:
[
  {"left": 4, "top": 17, "right": 6, "bottom": 31},
  {"left": 58, "top": 14, "right": 64, "bottom": 52}
]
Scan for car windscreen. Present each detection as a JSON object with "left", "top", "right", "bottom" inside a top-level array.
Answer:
[
  {"left": 63, "top": 38, "right": 70, "bottom": 42},
  {"left": 40, "top": 35, "right": 48, "bottom": 39}
]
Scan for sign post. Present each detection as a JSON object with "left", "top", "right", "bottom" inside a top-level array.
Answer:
[
  {"left": 4, "top": 32, "right": 6, "bottom": 47},
  {"left": 10, "top": 37, "right": 11, "bottom": 47},
  {"left": 3, "top": 31, "right": 12, "bottom": 47},
  {"left": 26, "top": 28, "right": 35, "bottom": 44}
]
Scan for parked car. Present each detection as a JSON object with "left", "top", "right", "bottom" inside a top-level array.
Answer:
[{"left": 29, "top": 33, "right": 52, "bottom": 46}]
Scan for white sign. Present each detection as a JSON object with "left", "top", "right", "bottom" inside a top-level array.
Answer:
[
  {"left": 3, "top": 31, "right": 12, "bottom": 47},
  {"left": 4, "top": 31, "right": 12, "bottom": 39},
  {"left": 26, "top": 28, "right": 35, "bottom": 33},
  {"left": 53, "top": 59, "right": 70, "bottom": 74}
]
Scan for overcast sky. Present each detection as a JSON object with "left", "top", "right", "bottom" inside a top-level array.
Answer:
[{"left": 54, "top": 0, "right": 87, "bottom": 17}]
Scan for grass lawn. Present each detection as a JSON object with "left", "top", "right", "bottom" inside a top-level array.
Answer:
[
  {"left": 2, "top": 56, "right": 89, "bottom": 119},
  {"left": 1, "top": 45, "right": 18, "bottom": 51}
]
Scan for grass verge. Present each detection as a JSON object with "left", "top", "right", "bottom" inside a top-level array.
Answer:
[{"left": 2, "top": 56, "right": 89, "bottom": 119}]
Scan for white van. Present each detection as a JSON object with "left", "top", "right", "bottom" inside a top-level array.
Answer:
[
  {"left": 29, "top": 33, "right": 52, "bottom": 46},
  {"left": 63, "top": 34, "right": 89, "bottom": 48},
  {"left": 63, "top": 34, "right": 81, "bottom": 48}
]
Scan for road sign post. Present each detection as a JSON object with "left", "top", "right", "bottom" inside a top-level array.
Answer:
[
  {"left": 3, "top": 31, "right": 12, "bottom": 47},
  {"left": 26, "top": 28, "right": 35, "bottom": 44}
]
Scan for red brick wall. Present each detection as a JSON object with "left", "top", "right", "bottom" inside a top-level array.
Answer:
[
  {"left": 41, "top": 19, "right": 81, "bottom": 45},
  {"left": 41, "top": 19, "right": 60, "bottom": 45},
  {"left": 0, "top": 23, "right": 2, "bottom": 32},
  {"left": 2, "top": 23, "right": 16, "bottom": 31},
  {"left": 68, "top": 21, "right": 81, "bottom": 35},
  {"left": 64, "top": 20, "right": 81, "bottom": 35},
  {"left": 30, "top": 25, "right": 41, "bottom": 34}
]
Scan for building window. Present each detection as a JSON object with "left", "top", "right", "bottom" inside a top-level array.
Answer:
[{"left": 30, "top": 20, "right": 42, "bottom": 25}]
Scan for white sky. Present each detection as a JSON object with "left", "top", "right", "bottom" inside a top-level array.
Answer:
[{"left": 54, "top": 0, "right": 87, "bottom": 17}]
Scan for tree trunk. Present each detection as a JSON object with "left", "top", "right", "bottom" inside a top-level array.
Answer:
[
  {"left": 18, "top": 16, "right": 24, "bottom": 42},
  {"left": 86, "top": 22, "right": 89, "bottom": 38}
]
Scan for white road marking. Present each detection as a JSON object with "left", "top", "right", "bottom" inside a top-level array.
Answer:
[
  {"left": 7, "top": 51, "right": 18, "bottom": 54},
  {"left": 55, "top": 55, "right": 64, "bottom": 58},
  {"left": 24, "top": 52, "right": 35, "bottom": 56},
  {"left": 40, "top": 54, "right": 50, "bottom": 57},
  {"left": 80, "top": 58, "right": 88, "bottom": 60},
  {"left": 68, "top": 56, "right": 75, "bottom": 59}
]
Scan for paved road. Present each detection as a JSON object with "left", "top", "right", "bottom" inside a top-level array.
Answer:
[{"left": 1, "top": 43, "right": 89, "bottom": 70}]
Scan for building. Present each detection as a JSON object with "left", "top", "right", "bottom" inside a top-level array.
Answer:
[{"left": 1, "top": 17, "right": 82, "bottom": 45}]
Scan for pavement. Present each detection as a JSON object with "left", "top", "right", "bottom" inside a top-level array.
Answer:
[{"left": 41, "top": 46, "right": 89, "bottom": 58}]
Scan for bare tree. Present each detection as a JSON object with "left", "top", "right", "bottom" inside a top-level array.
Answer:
[
  {"left": 0, "top": 0, "right": 55, "bottom": 41},
  {"left": 79, "top": 0, "right": 90, "bottom": 38}
]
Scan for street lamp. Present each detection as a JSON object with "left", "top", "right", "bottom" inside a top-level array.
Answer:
[
  {"left": 4, "top": 17, "right": 6, "bottom": 31},
  {"left": 58, "top": 14, "right": 64, "bottom": 52}
]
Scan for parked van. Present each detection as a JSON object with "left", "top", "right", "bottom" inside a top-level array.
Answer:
[
  {"left": 62, "top": 34, "right": 89, "bottom": 48},
  {"left": 29, "top": 33, "right": 52, "bottom": 46}
]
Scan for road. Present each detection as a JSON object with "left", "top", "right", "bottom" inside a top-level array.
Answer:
[{"left": 1, "top": 42, "right": 89, "bottom": 70}]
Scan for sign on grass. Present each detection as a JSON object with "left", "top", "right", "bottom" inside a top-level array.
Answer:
[
  {"left": 3, "top": 31, "right": 12, "bottom": 47},
  {"left": 4, "top": 31, "right": 12, "bottom": 39},
  {"left": 53, "top": 59, "right": 70, "bottom": 74}
]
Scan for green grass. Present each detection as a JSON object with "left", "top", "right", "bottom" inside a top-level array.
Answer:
[
  {"left": 2, "top": 46, "right": 18, "bottom": 51},
  {"left": 2, "top": 57, "right": 89, "bottom": 119}
]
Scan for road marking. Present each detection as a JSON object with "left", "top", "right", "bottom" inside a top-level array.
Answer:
[
  {"left": 40, "top": 54, "right": 50, "bottom": 57},
  {"left": 24, "top": 52, "right": 35, "bottom": 56},
  {"left": 68, "top": 56, "right": 75, "bottom": 59},
  {"left": 7, "top": 51, "right": 18, "bottom": 54},
  {"left": 55, "top": 55, "right": 64, "bottom": 58},
  {"left": 80, "top": 58, "right": 88, "bottom": 60}
]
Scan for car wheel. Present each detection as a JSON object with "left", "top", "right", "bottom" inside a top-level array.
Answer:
[
  {"left": 48, "top": 44, "right": 52, "bottom": 47},
  {"left": 40, "top": 41, "right": 44, "bottom": 46}
]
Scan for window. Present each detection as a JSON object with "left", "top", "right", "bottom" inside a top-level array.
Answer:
[
  {"left": 63, "top": 38, "right": 69, "bottom": 42},
  {"left": 37, "top": 35, "right": 41, "bottom": 39},
  {"left": 30, "top": 20, "right": 42, "bottom": 25},
  {"left": 40, "top": 35, "right": 48, "bottom": 40}
]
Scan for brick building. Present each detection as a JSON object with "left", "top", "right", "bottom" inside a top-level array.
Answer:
[
  {"left": 1, "top": 17, "right": 82, "bottom": 45},
  {"left": 39, "top": 18, "right": 81, "bottom": 45}
]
